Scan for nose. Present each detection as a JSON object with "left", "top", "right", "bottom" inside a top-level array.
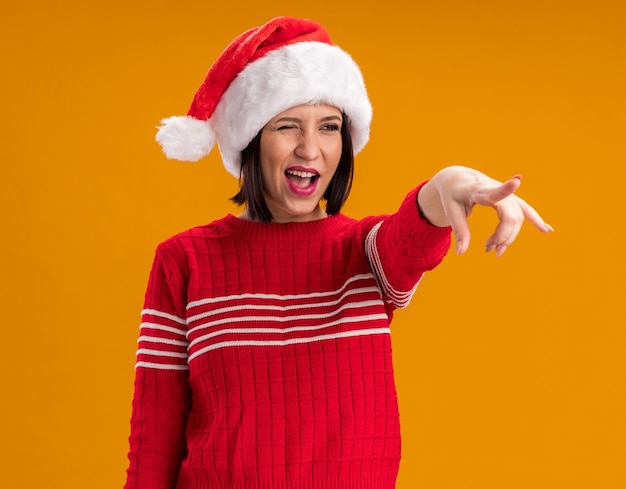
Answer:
[{"left": 294, "top": 130, "right": 321, "bottom": 161}]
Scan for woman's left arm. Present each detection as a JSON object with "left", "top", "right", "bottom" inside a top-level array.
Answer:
[
  {"left": 362, "top": 182, "right": 452, "bottom": 309},
  {"left": 417, "top": 165, "right": 554, "bottom": 257}
]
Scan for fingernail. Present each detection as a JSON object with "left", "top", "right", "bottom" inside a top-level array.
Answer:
[
  {"left": 546, "top": 223, "right": 555, "bottom": 232},
  {"left": 485, "top": 244, "right": 496, "bottom": 253},
  {"left": 456, "top": 240, "right": 463, "bottom": 255}
]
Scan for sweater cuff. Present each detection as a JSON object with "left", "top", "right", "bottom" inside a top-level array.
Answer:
[{"left": 398, "top": 182, "right": 452, "bottom": 258}]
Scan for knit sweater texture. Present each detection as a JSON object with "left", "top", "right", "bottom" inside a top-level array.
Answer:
[{"left": 125, "top": 185, "right": 451, "bottom": 489}]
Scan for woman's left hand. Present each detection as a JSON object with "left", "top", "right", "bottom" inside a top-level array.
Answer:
[{"left": 417, "top": 165, "right": 554, "bottom": 256}]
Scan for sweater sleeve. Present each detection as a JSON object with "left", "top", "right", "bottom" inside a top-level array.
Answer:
[
  {"left": 364, "top": 181, "right": 452, "bottom": 309},
  {"left": 125, "top": 241, "right": 191, "bottom": 489}
]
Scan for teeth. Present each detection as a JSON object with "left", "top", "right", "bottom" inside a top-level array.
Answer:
[{"left": 286, "top": 170, "right": 317, "bottom": 178}]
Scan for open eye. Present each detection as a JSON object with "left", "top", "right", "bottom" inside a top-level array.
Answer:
[{"left": 321, "top": 123, "right": 340, "bottom": 132}]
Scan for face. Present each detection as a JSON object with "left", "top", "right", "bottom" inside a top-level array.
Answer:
[{"left": 258, "top": 104, "right": 343, "bottom": 223}]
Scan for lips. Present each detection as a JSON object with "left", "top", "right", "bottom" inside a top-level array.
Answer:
[{"left": 285, "top": 167, "right": 320, "bottom": 196}]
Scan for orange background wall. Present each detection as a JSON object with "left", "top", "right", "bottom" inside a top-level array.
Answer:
[{"left": 1, "top": 1, "right": 624, "bottom": 488}]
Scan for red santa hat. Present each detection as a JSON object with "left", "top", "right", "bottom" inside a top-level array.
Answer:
[{"left": 156, "top": 16, "right": 372, "bottom": 177}]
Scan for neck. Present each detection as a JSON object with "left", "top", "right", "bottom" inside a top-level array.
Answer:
[{"left": 237, "top": 205, "right": 328, "bottom": 223}]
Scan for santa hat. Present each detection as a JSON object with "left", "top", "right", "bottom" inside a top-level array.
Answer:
[{"left": 156, "top": 16, "right": 372, "bottom": 177}]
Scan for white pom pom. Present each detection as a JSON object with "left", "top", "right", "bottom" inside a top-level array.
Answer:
[{"left": 155, "top": 116, "right": 216, "bottom": 162}]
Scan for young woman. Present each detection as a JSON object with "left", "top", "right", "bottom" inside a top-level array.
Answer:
[{"left": 124, "top": 16, "right": 552, "bottom": 489}]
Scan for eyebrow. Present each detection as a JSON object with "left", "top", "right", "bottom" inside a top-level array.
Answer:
[{"left": 274, "top": 115, "right": 343, "bottom": 124}]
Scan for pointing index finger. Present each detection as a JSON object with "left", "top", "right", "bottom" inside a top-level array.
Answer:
[{"left": 473, "top": 175, "right": 522, "bottom": 207}]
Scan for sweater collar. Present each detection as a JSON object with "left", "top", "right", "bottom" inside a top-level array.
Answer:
[{"left": 218, "top": 213, "right": 353, "bottom": 241}]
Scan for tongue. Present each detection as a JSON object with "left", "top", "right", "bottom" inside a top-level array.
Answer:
[{"left": 286, "top": 173, "right": 312, "bottom": 189}]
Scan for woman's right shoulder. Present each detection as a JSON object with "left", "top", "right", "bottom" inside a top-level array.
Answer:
[{"left": 155, "top": 215, "right": 235, "bottom": 256}]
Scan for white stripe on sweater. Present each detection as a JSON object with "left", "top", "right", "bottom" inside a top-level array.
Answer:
[
  {"left": 188, "top": 299, "right": 385, "bottom": 333},
  {"left": 137, "top": 335, "right": 188, "bottom": 347},
  {"left": 186, "top": 287, "right": 381, "bottom": 323},
  {"left": 365, "top": 221, "right": 420, "bottom": 309},
  {"left": 188, "top": 328, "right": 391, "bottom": 362},
  {"left": 141, "top": 309, "right": 186, "bottom": 325},
  {"left": 188, "top": 312, "right": 389, "bottom": 350},
  {"left": 136, "top": 348, "right": 188, "bottom": 359},
  {"left": 186, "top": 273, "right": 379, "bottom": 310},
  {"left": 139, "top": 322, "right": 187, "bottom": 336},
  {"left": 134, "top": 361, "right": 188, "bottom": 371}
]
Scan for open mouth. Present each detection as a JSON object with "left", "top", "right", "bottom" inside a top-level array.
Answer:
[{"left": 285, "top": 169, "right": 319, "bottom": 189}]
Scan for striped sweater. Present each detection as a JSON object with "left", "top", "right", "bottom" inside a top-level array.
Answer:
[{"left": 125, "top": 185, "right": 451, "bottom": 489}]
